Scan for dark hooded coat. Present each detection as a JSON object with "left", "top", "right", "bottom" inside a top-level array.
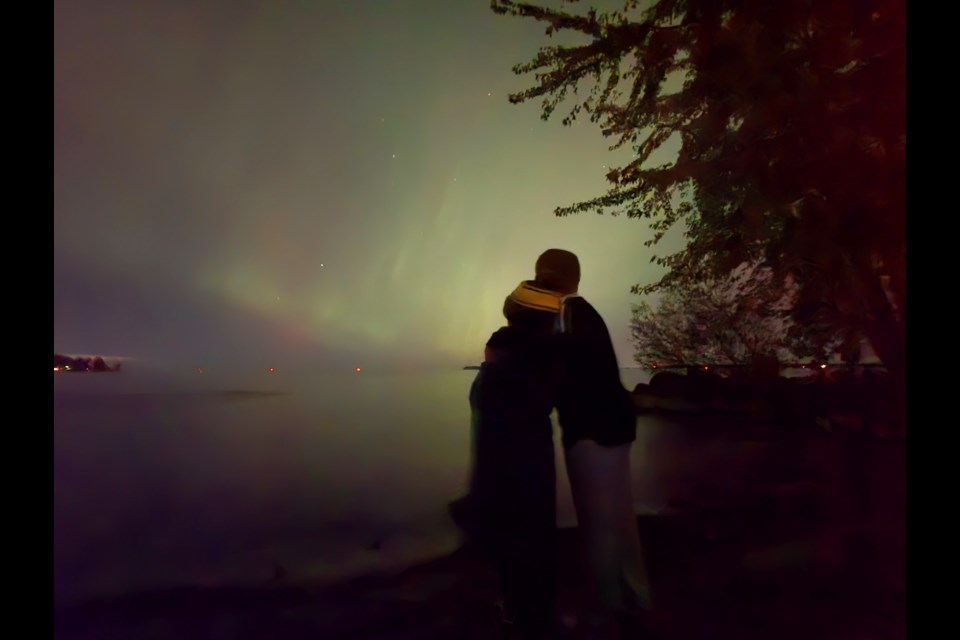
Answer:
[
  {"left": 554, "top": 295, "right": 637, "bottom": 449},
  {"left": 463, "top": 304, "right": 559, "bottom": 624}
]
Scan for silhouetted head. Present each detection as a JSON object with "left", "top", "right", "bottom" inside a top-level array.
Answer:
[
  {"left": 502, "top": 280, "right": 561, "bottom": 333},
  {"left": 486, "top": 281, "right": 559, "bottom": 360},
  {"left": 535, "top": 248, "right": 580, "bottom": 295}
]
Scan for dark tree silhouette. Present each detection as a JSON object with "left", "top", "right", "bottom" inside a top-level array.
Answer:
[{"left": 491, "top": 0, "right": 904, "bottom": 388}]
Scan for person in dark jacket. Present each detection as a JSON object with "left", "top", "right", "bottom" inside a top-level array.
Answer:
[
  {"left": 466, "top": 280, "right": 562, "bottom": 638},
  {"left": 535, "top": 248, "right": 653, "bottom": 633}
]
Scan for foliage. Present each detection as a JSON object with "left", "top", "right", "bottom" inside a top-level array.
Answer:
[
  {"left": 631, "top": 260, "right": 824, "bottom": 366},
  {"left": 492, "top": 0, "right": 905, "bottom": 376}
]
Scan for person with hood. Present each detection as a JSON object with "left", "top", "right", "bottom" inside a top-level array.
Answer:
[
  {"left": 535, "top": 248, "right": 654, "bottom": 635},
  {"left": 463, "top": 280, "right": 563, "bottom": 639}
]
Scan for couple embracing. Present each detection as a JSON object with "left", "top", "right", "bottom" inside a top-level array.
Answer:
[{"left": 462, "top": 249, "right": 653, "bottom": 639}]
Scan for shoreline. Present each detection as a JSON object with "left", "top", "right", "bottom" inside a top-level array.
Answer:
[
  {"left": 54, "top": 376, "right": 903, "bottom": 638},
  {"left": 56, "top": 503, "right": 904, "bottom": 640}
]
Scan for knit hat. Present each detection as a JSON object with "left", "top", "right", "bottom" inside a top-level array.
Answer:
[
  {"left": 499, "top": 281, "right": 561, "bottom": 336},
  {"left": 535, "top": 249, "right": 580, "bottom": 294},
  {"left": 505, "top": 280, "right": 563, "bottom": 313}
]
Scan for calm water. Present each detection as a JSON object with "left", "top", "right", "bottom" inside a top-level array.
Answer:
[{"left": 54, "top": 367, "right": 672, "bottom": 605}]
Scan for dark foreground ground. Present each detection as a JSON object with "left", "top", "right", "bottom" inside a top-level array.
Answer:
[
  {"left": 54, "top": 515, "right": 904, "bottom": 639},
  {"left": 55, "top": 417, "right": 905, "bottom": 640}
]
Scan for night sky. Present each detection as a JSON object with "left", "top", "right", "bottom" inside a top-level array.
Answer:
[{"left": 54, "top": 0, "right": 683, "bottom": 372}]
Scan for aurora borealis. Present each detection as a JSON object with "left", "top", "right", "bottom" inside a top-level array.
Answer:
[{"left": 54, "top": 0, "right": 683, "bottom": 371}]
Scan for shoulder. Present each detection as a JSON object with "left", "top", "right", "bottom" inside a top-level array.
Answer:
[
  {"left": 570, "top": 296, "right": 596, "bottom": 311},
  {"left": 566, "top": 296, "right": 599, "bottom": 315},
  {"left": 485, "top": 326, "right": 529, "bottom": 366},
  {"left": 565, "top": 296, "right": 606, "bottom": 330},
  {"left": 486, "top": 327, "right": 513, "bottom": 349}
]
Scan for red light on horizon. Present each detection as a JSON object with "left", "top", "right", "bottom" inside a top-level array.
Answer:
[
  {"left": 355, "top": 367, "right": 361, "bottom": 373},
  {"left": 268, "top": 367, "right": 276, "bottom": 373}
]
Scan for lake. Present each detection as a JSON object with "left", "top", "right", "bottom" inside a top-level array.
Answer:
[{"left": 55, "top": 366, "right": 682, "bottom": 605}]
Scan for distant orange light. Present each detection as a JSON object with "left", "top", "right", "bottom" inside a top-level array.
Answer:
[
  {"left": 268, "top": 367, "right": 276, "bottom": 373},
  {"left": 704, "top": 366, "right": 710, "bottom": 371},
  {"left": 820, "top": 364, "right": 827, "bottom": 369},
  {"left": 651, "top": 364, "right": 657, "bottom": 369},
  {"left": 355, "top": 367, "right": 361, "bottom": 373}
]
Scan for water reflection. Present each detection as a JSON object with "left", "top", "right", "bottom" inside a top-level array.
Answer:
[{"left": 54, "top": 368, "right": 671, "bottom": 604}]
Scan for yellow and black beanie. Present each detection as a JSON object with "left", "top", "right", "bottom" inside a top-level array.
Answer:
[{"left": 506, "top": 280, "right": 562, "bottom": 313}]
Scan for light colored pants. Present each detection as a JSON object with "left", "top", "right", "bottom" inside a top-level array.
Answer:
[{"left": 565, "top": 439, "right": 652, "bottom": 613}]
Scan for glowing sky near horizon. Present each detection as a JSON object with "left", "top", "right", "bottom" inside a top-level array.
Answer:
[{"left": 54, "top": 0, "right": 684, "bottom": 371}]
